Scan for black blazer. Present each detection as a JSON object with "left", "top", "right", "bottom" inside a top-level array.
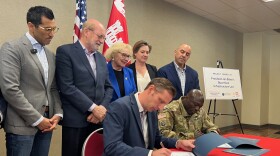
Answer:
[{"left": 128, "top": 61, "right": 157, "bottom": 91}]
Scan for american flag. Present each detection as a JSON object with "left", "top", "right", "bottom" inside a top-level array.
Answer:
[{"left": 73, "top": 0, "right": 87, "bottom": 43}]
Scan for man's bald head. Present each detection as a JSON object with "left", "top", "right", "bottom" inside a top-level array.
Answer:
[{"left": 182, "top": 89, "right": 204, "bottom": 115}]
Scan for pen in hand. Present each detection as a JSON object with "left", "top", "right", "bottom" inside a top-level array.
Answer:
[{"left": 160, "top": 142, "right": 165, "bottom": 148}]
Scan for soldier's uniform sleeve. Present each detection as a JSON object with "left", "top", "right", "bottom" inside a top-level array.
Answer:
[
  {"left": 201, "top": 108, "right": 218, "bottom": 133},
  {"left": 158, "top": 108, "right": 178, "bottom": 139}
]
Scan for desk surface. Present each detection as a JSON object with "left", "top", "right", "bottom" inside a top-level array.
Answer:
[{"left": 208, "top": 133, "right": 280, "bottom": 156}]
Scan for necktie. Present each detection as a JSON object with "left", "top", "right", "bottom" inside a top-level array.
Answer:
[
  {"left": 140, "top": 111, "right": 148, "bottom": 148},
  {"left": 140, "top": 111, "right": 146, "bottom": 130}
]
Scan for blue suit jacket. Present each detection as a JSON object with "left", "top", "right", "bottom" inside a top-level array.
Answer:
[
  {"left": 103, "top": 94, "right": 177, "bottom": 156},
  {"left": 107, "top": 61, "right": 136, "bottom": 102},
  {"left": 157, "top": 62, "right": 200, "bottom": 100},
  {"left": 56, "top": 42, "right": 113, "bottom": 128}
]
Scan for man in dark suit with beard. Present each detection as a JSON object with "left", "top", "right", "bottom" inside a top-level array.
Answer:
[{"left": 56, "top": 19, "right": 113, "bottom": 156}]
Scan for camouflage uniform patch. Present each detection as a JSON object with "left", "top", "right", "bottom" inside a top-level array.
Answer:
[{"left": 158, "top": 98, "right": 218, "bottom": 140}]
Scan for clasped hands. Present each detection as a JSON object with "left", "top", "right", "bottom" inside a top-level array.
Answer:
[
  {"left": 87, "top": 105, "right": 107, "bottom": 124},
  {"left": 37, "top": 115, "right": 61, "bottom": 132}
]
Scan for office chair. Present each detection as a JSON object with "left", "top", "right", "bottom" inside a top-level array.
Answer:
[{"left": 82, "top": 128, "right": 104, "bottom": 156}]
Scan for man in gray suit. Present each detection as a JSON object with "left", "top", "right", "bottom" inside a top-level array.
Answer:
[
  {"left": 56, "top": 19, "right": 113, "bottom": 156},
  {"left": 0, "top": 6, "right": 63, "bottom": 156}
]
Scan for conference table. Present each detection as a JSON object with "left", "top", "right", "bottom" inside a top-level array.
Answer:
[
  {"left": 171, "top": 133, "right": 280, "bottom": 155},
  {"left": 207, "top": 133, "right": 280, "bottom": 156}
]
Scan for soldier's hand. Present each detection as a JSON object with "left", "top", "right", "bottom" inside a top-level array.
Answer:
[{"left": 194, "top": 130, "right": 204, "bottom": 138}]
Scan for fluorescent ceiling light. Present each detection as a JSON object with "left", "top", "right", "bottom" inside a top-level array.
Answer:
[{"left": 262, "top": 0, "right": 274, "bottom": 2}]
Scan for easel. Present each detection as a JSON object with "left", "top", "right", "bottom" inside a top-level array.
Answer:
[{"left": 207, "top": 60, "right": 244, "bottom": 134}]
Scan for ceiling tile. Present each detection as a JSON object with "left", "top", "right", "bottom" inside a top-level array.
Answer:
[
  {"left": 163, "top": 0, "right": 280, "bottom": 32},
  {"left": 219, "top": 0, "right": 262, "bottom": 9},
  {"left": 238, "top": 4, "right": 279, "bottom": 21},
  {"left": 264, "top": 1, "right": 280, "bottom": 15},
  {"left": 180, "top": 0, "right": 232, "bottom": 13},
  {"left": 202, "top": 14, "right": 232, "bottom": 26},
  {"left": 259, "top": 16, "right": 280, "bottom": 29},
  {"left": 235, "top": 21, "right": 269, "bottom": 32},
  {"left": 213, "top": 10, "right": 256, "bottom": 25},
  {"left": 174, "top": 1, "right": 208, "bottom": 16},
  {"left": 164, "top": 0, "right": 180, "bottom": 2},
  {"left": 227, "top": 24, "right": 249, "bottom": 33}
]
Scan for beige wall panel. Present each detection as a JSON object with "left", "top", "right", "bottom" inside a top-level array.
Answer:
[
  {"left": 260, "top": 34, "right": 269, "bottom": 125},
  {"left": 269, "top": 35, "right": 280, "bottom": 125},
  {"left": 242, "top": 33, "right": 262, "bottom": 125}
]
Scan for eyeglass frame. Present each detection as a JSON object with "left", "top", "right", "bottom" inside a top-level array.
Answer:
[
  {"left": 38, "top": 25, "right": 59, "bottom": 33},
  {"left": 118, "top": 52, "right": 131, "bottom": 60},
  {"left": 87, "top": 28, "right": 106, "bottom": 40}
]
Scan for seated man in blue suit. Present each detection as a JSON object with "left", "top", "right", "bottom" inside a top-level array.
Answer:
[
  {"left": 157, "top": 43, "right": 200, "bottom": 101},
  {"left": 103, "top": 78, "right": 195, "bottom": 156}
]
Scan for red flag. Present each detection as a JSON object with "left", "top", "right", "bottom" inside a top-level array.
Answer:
[
  {"left": 103, "top": 0, "right": 128, "bottom": 55},
  {"left": 73, "top": 0, "right": 87, "bottom": 43}
]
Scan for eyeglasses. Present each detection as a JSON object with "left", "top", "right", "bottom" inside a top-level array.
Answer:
[
  {"left": 38, "top": 26, "right": 59, "bottom": 33},
  {"left": 118, "top": 52, "right": 131, "bottom": 59},
  {"left": 88, "top": 28, "right": 106, "bottom": 40}
]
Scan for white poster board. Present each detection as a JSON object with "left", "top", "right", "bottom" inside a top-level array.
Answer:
[{"left": 203, "top": 67, "right": 243, "bottom": 100}]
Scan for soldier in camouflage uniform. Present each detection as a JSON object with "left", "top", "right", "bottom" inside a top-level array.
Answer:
[{"left": 158, "top": 89, "right": 218, "bottom": 139}]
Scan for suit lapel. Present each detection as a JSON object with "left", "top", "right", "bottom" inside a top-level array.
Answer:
[
  {"left": 147, "top": 112, "right": 154, "bottom": 148},
  {"left": 123, "top": 68, "right": 131, "bottom": 95},
  {"left": 45, "top": 48, "right": 54, "bottom": 87},
  {"left": 184, "top": 66, "right": 190, "bottom": 95},
  {"left": 131, "top": 95, "right": 144, "bottom": 137},
  {"left": 169, "top": 63, "right": 183, "bottom": 94},
  {"left": 146, "top": 64, "right": 155, "bottom": 79},
  {"left": 108, "top": 61, "right": 121, "bottom": 98},
  {"left": 74, "top": 42, "right": 96, "bottom": 81},
  {"left": 21, "top": 36, "right": 46, "bottom": 87},
  {"left": 130, "top": 62, "right": 137, "bottom": 89},
  {"left": 94, "top": 52, "right": 102, "bottom": 86}
]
